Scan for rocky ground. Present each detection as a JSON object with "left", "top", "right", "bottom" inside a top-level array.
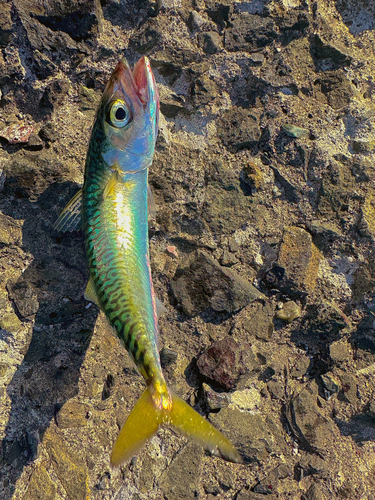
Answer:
[{"left": 0, "top": 0, "right": 375, "bottom": 498}]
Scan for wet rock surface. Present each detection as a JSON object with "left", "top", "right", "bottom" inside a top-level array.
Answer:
[{"left": 1, "top": 1, "right": 375, "bottom": 499}]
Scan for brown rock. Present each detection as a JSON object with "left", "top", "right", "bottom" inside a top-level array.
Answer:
[
  {"left": 242, "top": 301, "right": 274, "bottom": 341},
  {"left": 197, "top": 337, "right": 245, "bottom": 390}
]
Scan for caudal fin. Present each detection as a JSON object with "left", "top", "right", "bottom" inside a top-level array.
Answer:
[{"left": 110, "top": 387, "right": 242, "bottom": 467}]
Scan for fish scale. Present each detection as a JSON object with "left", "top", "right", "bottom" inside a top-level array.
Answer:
[{"left": 83, "top": 132, "right": 159, "bottom": 381}]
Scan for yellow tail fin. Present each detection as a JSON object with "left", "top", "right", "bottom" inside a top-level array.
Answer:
[{"left": 110, "top": 387, "right": 242, "bottom": 467}]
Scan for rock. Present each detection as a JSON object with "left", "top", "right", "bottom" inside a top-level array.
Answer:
[
  {"left": 289, "top": 355, "right": 311, "bottom": 379},
  {"left": 302, "top": 483, "right": 328, "bottom": 500},
  {"left": 160, "top": 347, "right": 178, "bottom": 368},
  {"left": 32, "top": 4, "right": 100, "bottom": 42},
  {"left": 38, "top": 123, "right": 58, "bottom": 144},
  {"left": 4, "top": 151, "right": 66, "bottom": 200},
  {"left": 78, "top": 85, "right": 99, "bottom": 112},
  {"left": 237, "top": 491, "right": 276, "bottom": 500},
  {"left": 0, "top": 213, "right": 23, "bottom": 246},
  {"left": 240, "top": 161, "right": 266, "bottom": 193},
  {"left": 7, "top": 280, "right": 39, "bottom": 318},
  {"left": 352, "top": 139, "right": 375, "bottom": 154},
  {"left": 241, "top": 301, "right": 274, "bottom": 341},
  {"left": 310, "top": 34, "right": 352, "bottom": 71},
  {"left": 56, "top": 401, "right": 90, "bottom": 428},
  {"left": 358, "top": 193, "right": 375, "bottom": 238},
  {"left": 284, "top": 381, "right": 336, "bottom": 453},
  {"left": 197, "top": 31, "right": 222, "bottom": 54},
  {"left": 23, "top": 463, "right": 57, "bottom": 500},
  {"left": 0, "top": 122, "right": 34, "bottom": 144},
  {"left": 39, "top": 79, "right": 70, "bottom": 115},
  {"left": 225, "top": 15, "right": 278, "bottom": 52},
  {"left": 314, "top": 71, "right": 354, "bottom": 109},
  {"left": 330, "top": 340, "right": 350, "bottom": 364},
  {"left": 275, "top": 301, "right": 302, "bottom": 322},
  {"left": 15, "top": 2, "right": 79, "bottom": 52},
  {"left": 197, "top": 337, "right": 245, "bottom": 391},
  {"left": 220, "top": 249, "right": 238, "bottom": 266},
  {"left": 43, "top": 427, "right": 89, "bottom": 500},
  {"left": 159, "top": 444, "right": 202, "bottom": 500},
  {"left": 171, "top": 250, "right": 264, "bottom": 316},
  {"left": 300, "top": 302, "right": 349, "bottom": 350},
  {"left": 206, "top": 1, "right": 232, "bottom": 29},
  {"left": 33, "top": 50, "right": 57, "bottom": 79},
  {"left": 281, "top": 123, "right": 309, "bottom": 138},
  {"left": 187, "top": 11, "right": 205, "bottom": 31},
  {"left": 267, "top": 379, "right": 285, "bottom": 400},
  {"left": 253, "top": 463, "right": 292, "bottom": 495},
  {"left": 217, "top": 107, "right": 261, "bottom": 152},
  {"left": 190, "top": 73, "right": 219, "bottom": 108},
  {"left": 309, "top": 220, "right": 343, "bottom": 247},
  {"left": 230, "top": 387, "right": 261, "bottom": 411},
  {"left": 24, "top": 133, "right": 44, "bottom": 151},
  {"left": 0, "top": 3, "right": 13, "bottom": 48},
  {"left": 202, "top": 383, "right": 230, "bottom": 410},
  {"left": 129, "top": 18, "right": 163, "bottom": 54},
  {"left": 321, "top": 373, "right": 340, "bottom": 400},
  {"left": 337, "top": 372, "right": 358, "bottom": 406},
  {"left": 210, "top": 408, "right": 279, "bottom": 463},
  {"left": 158, "top": 86, "right": 185, "bottom": 118},
  {"left": 265, "top": 226, "right": 321, "bottom": 298}
]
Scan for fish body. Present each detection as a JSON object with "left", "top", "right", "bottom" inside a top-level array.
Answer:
[{"left": 55, "top": 57, "right": 241, "bottom": 466}]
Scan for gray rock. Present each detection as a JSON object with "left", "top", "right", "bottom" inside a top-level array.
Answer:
[
  {"left": 225, "top": 15, "right": 278, "bottom": 52},
  {"left": 198, "top": 32, "right": 222, "bottom": 54},
  {"left": 187, "top": 11, "right": 205, "bottom": 31},
  {"left": 253, "top": 463, "right": 292, "bottom": 495},
  {"left": 330, "top": 340, "right": 350, "bottom": 363},
  {"left": 210, "top": 409, "right": 279, "bottom": 463},
  {"left": 171, "top": 250, "right": 263, "bottom": 316},
  {"left": 217, "top": 107, "right": 261, "bottom": 152},
  {"left": 202, "top": 383, "right": 230, "bottom": 411},
  {"left": 265, "top": 226, "right": 321, "bottom": 298},
  {"left": 284, "top": 381, "right": 335, "bottom": 453},
  {"left": 159, "top": 444, "right": 202, "bottom": 500},
  {"left": 241, "top": 301, "right": 274, "bottom": 341},
  {"left": 7, "top": 280, "right": 39, "bottom": 319}
]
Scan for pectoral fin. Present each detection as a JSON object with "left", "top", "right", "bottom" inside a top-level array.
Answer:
[
  {"left": 103, "top": 169, "right": 121, "bottom": 200},
  {"left": 84, "top": 277, "right": 102, "bottom": 309},
  {"left": 54, "top": 189, "right": 82, "bottom": 232}
]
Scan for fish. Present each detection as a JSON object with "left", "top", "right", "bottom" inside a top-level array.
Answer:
[{"left": 54, "top": 56, "right": 242, "bottom": 466}]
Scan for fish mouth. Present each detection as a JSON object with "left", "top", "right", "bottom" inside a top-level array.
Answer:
[{"left": 107, "top": 56, "right": 159, "bottom": 112}]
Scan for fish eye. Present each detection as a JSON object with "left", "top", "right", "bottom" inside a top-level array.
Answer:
[{"left": 108, "top": 99, "right": 130, "bottom": 128}]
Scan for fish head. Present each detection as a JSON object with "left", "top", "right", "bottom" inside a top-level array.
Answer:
[{"left": 98, "top": 56, "right": 159, "bottom": 172}]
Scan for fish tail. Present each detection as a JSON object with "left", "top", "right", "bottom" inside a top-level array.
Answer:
[{"left": 110, "top": 386, "right": 242, "bottom": 467}]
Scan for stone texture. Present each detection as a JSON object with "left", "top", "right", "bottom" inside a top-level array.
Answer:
[
  {"left": 217, "top": 107, "right": 261, "bottom": 152},
  {"left": 0, "top": 1, "right": 374, "bottom": 499},
  {"left": 171, "top": 250, "right": 263, "bottom": 316},
  {"left": 159, "top": 444, "right": 202, "bottom": 500},
  {"left": 197, "top": 337, "right": 245, "bottom": 391},
  {"left": 265, "top": 226, "right": 321, "bottom": 298}
]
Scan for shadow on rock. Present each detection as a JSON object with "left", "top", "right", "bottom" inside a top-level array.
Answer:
[
  {"left": 0, "top": 182, "right": 98, "bottom": 499},
  {"left": 336, "top": 413, "right": 375, "bottom": 446}
]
